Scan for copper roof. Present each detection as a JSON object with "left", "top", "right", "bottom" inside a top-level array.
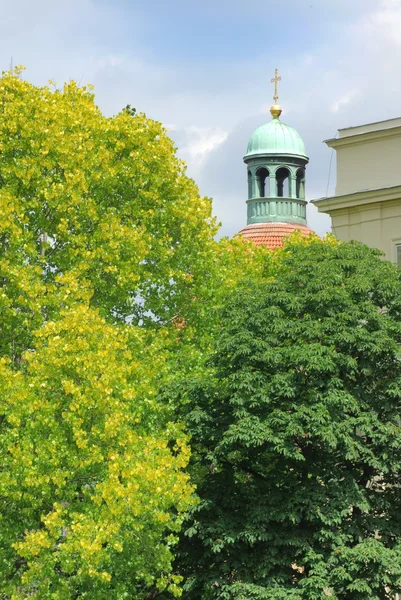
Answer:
[{"left": 237, "top": 222, "right": 314, "bottom": 249}]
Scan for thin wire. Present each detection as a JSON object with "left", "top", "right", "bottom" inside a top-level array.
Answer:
[
  {"left": 325, "top": 131, "right": 340, "bottom": 197},
  {"left": 325, "top": 147, "right": 334, "bottom": 198}
]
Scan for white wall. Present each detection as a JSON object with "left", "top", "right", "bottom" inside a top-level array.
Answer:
[
  {"left": 330, "top": 198, "right": 401, "bottom": 261},
  {"left": 335, "top": 135, "right": 401, "bottom": 195}
]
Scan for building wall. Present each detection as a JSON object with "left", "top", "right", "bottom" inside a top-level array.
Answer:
[
  {"left": 314, "top": 117, "right": 401, "bottom": 265},
  {"left": 335, "top": 135, "right": 401, "bottom": 195},
  {"left": 330, "top": 198, "right": 401, "bottom": 262}
]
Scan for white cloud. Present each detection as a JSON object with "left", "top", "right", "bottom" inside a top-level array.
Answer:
[
  {"left": 95, "top": 56, "right": 125, "bottom": 70},
  {"left": 179, "top": 126, "right": 228, "bottom": 173},
  {"left": 331, "top": 89, "right": 359, "bottom": 113},
  {"left": 360, "top": 0, "right": 401, "bottom": 47}
]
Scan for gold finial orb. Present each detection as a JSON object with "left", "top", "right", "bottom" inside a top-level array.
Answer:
[{"left": 270, "top": 104, "right": 282, "bottom": 119}]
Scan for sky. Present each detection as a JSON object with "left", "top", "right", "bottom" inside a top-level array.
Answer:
[{"left": 1, "top": 0, "right": 401, "bottom": 237}]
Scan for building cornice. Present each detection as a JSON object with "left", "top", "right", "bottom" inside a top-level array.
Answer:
[
  {"left": 324, "top": 125, "right": 401, "bottom": 149},
  {"left": 338, "top": 116, "right": 401, "bottom": 133},
  {"left": 312, "top": 185, "right": 401, "bottom": 213}
]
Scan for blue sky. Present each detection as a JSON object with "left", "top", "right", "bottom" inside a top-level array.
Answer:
[{"left": 1, "top": 0, "right": 400, "bottom": 237}]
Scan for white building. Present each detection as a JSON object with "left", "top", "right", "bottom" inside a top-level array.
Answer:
[{"left": 313, "top": 117, "right": 401, "bottom": 265}]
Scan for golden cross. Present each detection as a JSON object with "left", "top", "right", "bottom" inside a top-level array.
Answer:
[{"left": 271, "top": 68, "right": 282, "bottom": 104}]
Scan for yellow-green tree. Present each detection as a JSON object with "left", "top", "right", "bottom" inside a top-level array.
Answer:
[
  {"left": 0, "top": 68, "right": 209, "bottom": 599},
  {"left": 0, "top": 304, "right": 194, "bottom": 598},
  {"left": 0, "top": 67, "right": 217, "bottom": 363}
]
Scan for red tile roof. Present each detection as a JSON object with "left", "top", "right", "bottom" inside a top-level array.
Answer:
[{"left": 237, "top": 222, "right": 314, "bottom": 249}]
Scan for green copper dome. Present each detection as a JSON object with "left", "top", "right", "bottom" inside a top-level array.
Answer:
[{"left": 245, "top": 118, "right": 307, "bottom": 160}]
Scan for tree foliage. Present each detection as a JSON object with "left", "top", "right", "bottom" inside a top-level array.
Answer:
[
  {"left": 178, "top": 239, "right": 401, "bottom": 599},
  {"left": 0, "top": 67, "right": 217, "bottom": 364},
  {"left": 0, "top": 68, "right": 274, "bottom": 598},
  {"left": 0, "top": 306, "right": 193, "bottom": 599},
  {"left": 0, "top": 68, "right": 242, "bottom": 599}
]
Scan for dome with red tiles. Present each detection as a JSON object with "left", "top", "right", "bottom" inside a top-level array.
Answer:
[{"left": 237, "top": 222, "right": 313, "bottom": 249}]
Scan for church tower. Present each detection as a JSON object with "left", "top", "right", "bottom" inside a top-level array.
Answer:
[{"left": 238, "top": 69, "right": 313, "bottom": 247}]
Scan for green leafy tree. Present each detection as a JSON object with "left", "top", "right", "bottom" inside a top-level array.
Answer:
[{"left": 177, "top": 239, "right": 401, "bottom": 599}]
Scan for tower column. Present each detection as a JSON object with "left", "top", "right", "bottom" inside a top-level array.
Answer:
[
  {"left": 290, "top": 174, "right": 297, "bottom": 199},
  {"left": 251, "top": 175, "right": 258, "bottom": 198},
  {"left": 269, "top": 174, "right": 276, "bottom": 197}
]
